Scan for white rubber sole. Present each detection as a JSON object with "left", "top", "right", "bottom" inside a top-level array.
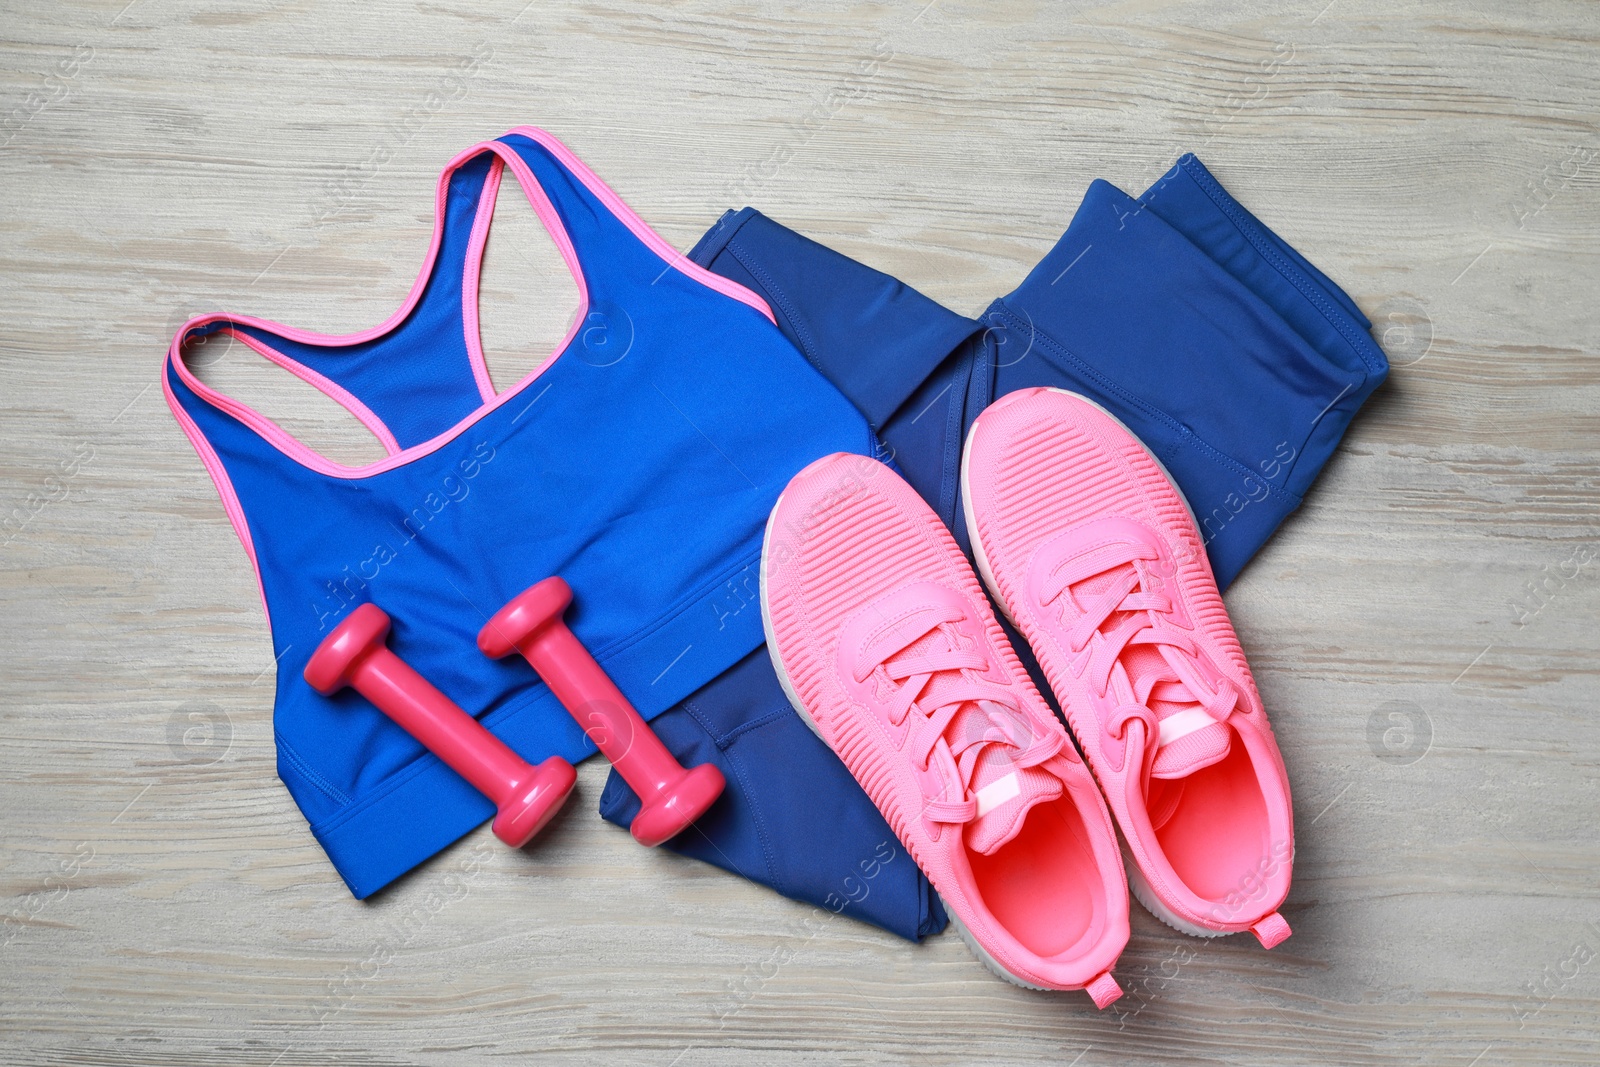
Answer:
[
  {"left": 1120, "top": 840, "right": 1225, "bottom": 939},
  {"left": 945, "top": 909, "right": 1052, "bottom": 991}
]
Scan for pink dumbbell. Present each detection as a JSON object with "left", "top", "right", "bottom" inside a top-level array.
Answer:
[
  {"left": 478, "top": 577, "right": 726, "bottom": 847},
  {"left": 305, "top": 603, "right": 577, "bottom": 848}
]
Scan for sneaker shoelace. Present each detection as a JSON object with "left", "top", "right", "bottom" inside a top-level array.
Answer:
[
  {"left": 854, "top": 602, "right": 1063, "bottom": 827},
  {"left": 1040, "top": 540, "right": 1240, "bottom": 777}
]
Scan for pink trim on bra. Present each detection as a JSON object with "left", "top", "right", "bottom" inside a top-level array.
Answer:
[
  {"left": 491, "top": 141, "right": 591, "bottom": 376},
  {"left": 223, "top": 328, "right": 402, "bottom": 456},
  {"left": 505, "top": 125, "right": 777, "bottom": 323},
  {"left": 461, "top": 155, "right": 503, "bottom": 403},
  {"left": 161, "top": 368, "right": 272, "bottom": 629}
]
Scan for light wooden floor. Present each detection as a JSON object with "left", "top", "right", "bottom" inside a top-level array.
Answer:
[{"left": 2, "top": 1, "right": 1597, "bottom": 1064}]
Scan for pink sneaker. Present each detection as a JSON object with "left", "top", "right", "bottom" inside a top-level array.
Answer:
[
  {"left": 761, "top": 453, "right": 1129, "bottom": 1006},
  {"left": 961, "top": 389, "right": 1294, "bottom": 948}
]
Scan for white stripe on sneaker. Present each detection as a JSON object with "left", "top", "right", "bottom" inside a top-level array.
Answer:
[
  {"left": 1157, "top": 708, "right": 1219, "bottom": 748},
  {"left": 973, "top": 771, "right": 1021, "bottom": 817}
]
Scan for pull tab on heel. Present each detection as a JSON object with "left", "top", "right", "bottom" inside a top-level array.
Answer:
[
  {"left": 1086, "top": 970, "right": 1123, "bottom": 1009},
  {"left": 1251, "top": 911, "right": 1291, "bottom": 949}
]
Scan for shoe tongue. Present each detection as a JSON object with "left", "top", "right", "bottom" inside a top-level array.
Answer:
[
  {"left": 1150, "top": 723, "right": 1231, "bottom": 778},
  {"left": 1065, "top": 559, "right": 1233, "bottom": 781},
  {"left": 889, "top": 628, "right": 1062, "bottom": 855},
  {"left": 965, "top": 744, "right": 1063, "bottom": 854},
  {"left": 1124, "top": 644, "right": 1232, "bottom": 779}
]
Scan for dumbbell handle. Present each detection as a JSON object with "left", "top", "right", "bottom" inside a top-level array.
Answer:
[
  {"left": 509, "top": 621, "right": 681, "bottom": 800},
  {"left": 480, "top": 577, "right": 724, "bottom": 846},
  {"left": 344, "top": 643, "right": 529, "bottom": 809}
]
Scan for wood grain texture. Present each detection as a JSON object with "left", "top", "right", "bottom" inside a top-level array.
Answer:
[{"left": 1, "top": 1, "right": 1596, "bottom": 1064}]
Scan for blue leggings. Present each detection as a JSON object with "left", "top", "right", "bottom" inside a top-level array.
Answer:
[{"left": 600, "top": 155, "right": 1388, "bottom": 941}]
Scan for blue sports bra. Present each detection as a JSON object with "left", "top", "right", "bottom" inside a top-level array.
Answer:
[{"left": 164, "top": 128, "right": 876, "bottom": 897}]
